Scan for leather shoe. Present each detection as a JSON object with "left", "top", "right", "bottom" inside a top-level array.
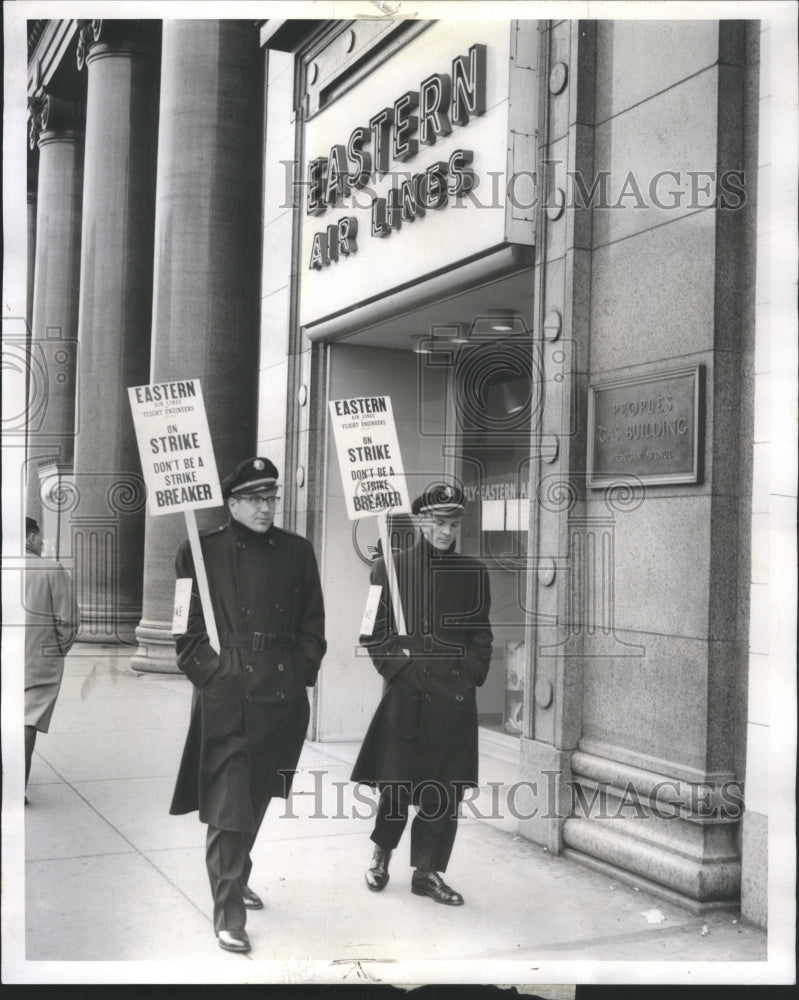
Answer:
[
  {"left": 242, "top": 884, "right": 263, "bottom": 909},
  {"left": 411, "top": 869, "right": 464, "bottom": 906},
  {"left": 217, "top": 927, "right": 251, "bottom": 953},
  {"left": 365, "top": 846, "right": 392, "bottom": 891}
]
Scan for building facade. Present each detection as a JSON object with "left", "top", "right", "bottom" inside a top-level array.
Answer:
[{"left": 21, "top": 14, "right": 789, "bottom": 929}]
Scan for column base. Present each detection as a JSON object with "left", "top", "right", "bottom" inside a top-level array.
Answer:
[
  {"left": 77, "top": 607, "right": 139, "bottom": 645},
  {"left": 515, "top": 738, "right": 574, "bottom": 854},
  {"left": 562, "top": 749, "right": 742, "bottom": 910},
  {"left": 562, "top": 847, "right": 739, "bottom": 916},
  {"left": 130, "top": 618, "right": 179, "bottom": 673}
]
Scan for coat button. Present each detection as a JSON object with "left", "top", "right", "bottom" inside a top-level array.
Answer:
[
  {"left": 292, "top": 586, "right": 300, "bottom": 594},
  {"left": 424, "top": 693, "right": 431, "bottom": 701},
  {"left": 277, "top": 663, "right": 285, "bottom": 672},
  {"left": 245, "top": 694, "right": 252, "bottom": 702},
  {"left": 452, "top": 668, "right": 460, "bottom": 677},
  {"left": 269, "top": 538, "right": 276, "bottom": 547},
  {"left": 275, "top": 603, "right": 284, "bottom": 613},
  {"left": 236, "top": 541, "right": 245, "bottom": 549},
  {"left": 246, "top": 664, "right": 254, "bottom": 674},
  {"left": 423, "top": 667, "right": 430, "bottom": 677},
  {"left": 241, "top": 606, "right": 250, "bottom": 615},
  {"left": 278, "top": 691, "right": 285, "bottom": 699},
  {"left": 456, "top": 694, "right": 464, "bottom": 702}
]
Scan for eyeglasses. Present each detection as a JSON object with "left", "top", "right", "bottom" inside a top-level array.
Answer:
[{"left": 238, "top": 495, "right": 279, "bottom": 508}]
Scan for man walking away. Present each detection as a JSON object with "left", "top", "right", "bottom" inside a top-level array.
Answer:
[{"left": 24, "top": 517, "right": 79, "bottom": 801}]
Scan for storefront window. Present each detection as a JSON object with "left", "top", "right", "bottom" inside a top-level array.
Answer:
[{"left": 455, "top": 336, "right": 536, "bottom": 736}]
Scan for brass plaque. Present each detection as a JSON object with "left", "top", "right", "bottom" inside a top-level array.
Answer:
[{"left": 587, "top": 365, "right": 703, "bottom": 487}]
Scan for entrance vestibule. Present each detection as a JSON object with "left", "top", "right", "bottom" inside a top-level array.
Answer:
[{"left": 318, "top": 269, "right": 537, "bottom": 745}]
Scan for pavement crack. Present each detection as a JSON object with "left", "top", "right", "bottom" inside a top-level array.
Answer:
[{"left": 330, "top": 958, "right": 394, "bottom": 982}]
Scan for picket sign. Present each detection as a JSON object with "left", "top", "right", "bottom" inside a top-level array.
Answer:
[
  {"left": 328, "top": 395, "right": 411, "bottom": 637},
  {"left": 128, "top": 379, "right": 222, "bottom": 653}
]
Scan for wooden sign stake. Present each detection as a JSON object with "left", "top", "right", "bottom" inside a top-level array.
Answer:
[
  {"left": 378, "top": 512, "right": 407, "bottom": 637},
  {"left": 184, "top": 509, "right": 220, "bottom": 654}
]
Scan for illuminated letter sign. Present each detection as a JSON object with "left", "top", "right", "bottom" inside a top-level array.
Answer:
[
  {"left": 309, "top": 217, "right": 358, "bottom": 268},
  {"left": 399, "top": 173, "right": 426, "bottom": 221},
  {"left": 448, "top": 149, "right": 475, "bottom": 196},
  {"left": 452, "top": 43, "right": 487, "bottom": 126},
  {"left": 347, "top": 126, "right": 372, "bottom": 189},
  {"left": 423, "top": 162, "right": 449, "bottom": 209},
  {"left": 419, "top": 73, "right": 453, "bottom": 145},
  {"left": 324, "top": 145, "right": 350, "bottom": 206},
  {"left": 306, "top": 41, "right": 488, "bottom": 266},
  {"left": 369, "top": 107, "right": 394, "bottom": 176},
  {"left": 393, "top": 91, "right": 419, "bottom": 162}
]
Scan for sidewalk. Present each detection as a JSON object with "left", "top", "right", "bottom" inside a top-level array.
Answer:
[{"left": 19, "top": 643, "right": 766, "bottom": 983}]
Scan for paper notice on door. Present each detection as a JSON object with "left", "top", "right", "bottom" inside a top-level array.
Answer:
[
  {"left": 481, "top": 499, "right": 505, "bottom": 531},
  {"left": 172, "top": 578, "right": 193, "bottom": 634},
  {"left": 359, "top": 584, "right": 383, "bottom": 636}
]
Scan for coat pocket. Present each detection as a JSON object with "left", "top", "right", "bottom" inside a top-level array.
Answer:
[{"left": 427, "top": 657, "right": 475, "bottom": 693}]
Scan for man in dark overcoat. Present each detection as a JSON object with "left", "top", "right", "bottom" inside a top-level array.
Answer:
[
  {"left": 351, "top": 483, "right": 492, "bottom": 906},
  {"left": 169, "top": 457, "right": 326, "bottom": 953}
]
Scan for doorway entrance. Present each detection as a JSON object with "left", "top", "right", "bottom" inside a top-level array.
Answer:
[{"left": 317, "top": 268, "right": 537, "bottom": 745}]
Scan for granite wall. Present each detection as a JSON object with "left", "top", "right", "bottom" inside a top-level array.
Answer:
[{"left": 525, "top": 20, "right": 758, "bottom": 910}]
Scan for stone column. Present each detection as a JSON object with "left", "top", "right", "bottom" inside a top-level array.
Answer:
[
  {"left": 27, "top": 148, "right": 38, "bottom": 335},
  {"left": 71, "top": 20, "right": 160, "bottom": 643},
  {"left": 25, "top": 142, "right": 38, "bottom": 504},
  {"left": 25, "top": 93, "right": 84, "bottom": 528},
  {"left": 131, "top": 20, "right": 263, "bottom": 672}
]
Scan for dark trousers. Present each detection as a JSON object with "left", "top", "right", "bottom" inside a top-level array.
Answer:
[
  {"left": 206, "top": 795, "right": 271, "bottom": 933},
  {"left": 25, "top": 725, "right": 37, "bottom": 786},
  {"left": 371, "top": 781, "right": 459, "bottom": 873}
]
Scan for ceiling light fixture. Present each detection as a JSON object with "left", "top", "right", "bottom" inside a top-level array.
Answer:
[
  {"left": 484, "top": 309, "right": 517, "bottom": 332},
  {"left": 469, "top": 310, "right": 530, "bottom": 339},
  {"left": 432, "top": 323, "right": 469, "bottom": 345},
  {"left": 411, "top": 335, "right": 432, "bottom": 354}
]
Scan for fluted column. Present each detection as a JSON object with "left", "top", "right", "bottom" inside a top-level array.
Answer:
[
  {"left": 25, "top": 93, "right": 84, "bottom": 530},
  {"left": 70, "top": 20, "right": 160, "bottom": 643},
  {"left": 27, "top": 148, "right": 38, "bottom": 333},
  {"left": 131, "top": 20, "right": 263, "bottom": 671},
  {"left": 25, "top": 143, "right": 38, "bottom": 479}
]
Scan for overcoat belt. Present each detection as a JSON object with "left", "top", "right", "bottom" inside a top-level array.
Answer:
[
  {"left": 351, "top": 537, "right": 492, "bottom": 800},
  {"left": 169, "top": 520, "right": 326, "bottom": 832}
]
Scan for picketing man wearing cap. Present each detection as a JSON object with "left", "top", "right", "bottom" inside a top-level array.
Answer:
[
  {"left": 351, "top": 482, "right": 493, "bottom": 906},
  {"left": 169, "top": 458, "right": 326, "bottom": 954},
  {"left": 24, "top": 517, "right": 79, "bottom": 804}
]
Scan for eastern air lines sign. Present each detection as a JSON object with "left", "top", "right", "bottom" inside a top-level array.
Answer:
[
  {"left": 299, "top": 21, "right": 515, "bottom": 329},
  {"left": 306, "top": 42, "right": 485, "bottom": 270}
]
